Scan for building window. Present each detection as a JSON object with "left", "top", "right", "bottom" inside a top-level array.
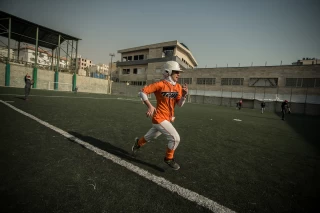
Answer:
[
  {"left": 285, "top": 78, "right": 319, "bottom": 88},
  {"left": 163, "top": 46, "right": 174, "bottom": 58},
  {"left": 139, "top": 55, "right": 144, "bottom": 60},
  {"left": 133, "top": 68, "right": 144, "bottom": 74},
  {"left": 134, "top": 55, "right": 139, "bottom": 60},
  {"left": 178, "top": 78, "right": 192, "bottom": 84},
  {"left": 249, "top": 78, "right": 278, "bottom": 87},
  {"left": 127, "top": 56, "right": 132, "bottom": 61},
  {"left": 123, "top": 57, "right": 127, "bottom": 62},
  {"left": 221, "top": 78, "right": 244, "bottom": 86},
  {"left": 122, "top": 69, "right": 130, "bottom": 74},
  {"left": 130, "top": 81, "right": 146, "bottom": 86},
  {"left": 196, "top": 78, "right": 216, "bottom": 85}
]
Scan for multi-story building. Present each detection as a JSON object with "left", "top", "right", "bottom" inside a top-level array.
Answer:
[
  {"left": 72, "top": 56, "right": 93, "bottom": 70},
  {"left": 0, "top": 47, "right": 14, "bottom": 60},
  {"left": 116, "top": 40, "right": 198, "bottom": 85},
  {"left": 13, "top": 46, "right": 68, "bottom": 68},
  {"left": 97, "top": 63, "right": 109, "bottom": 74},
  {"left": 87, "top": 63, "right": 108, "bottom": 77}
]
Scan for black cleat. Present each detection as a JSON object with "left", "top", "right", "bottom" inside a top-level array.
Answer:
[
  {"left": 164, "top": 158, "right": 180, "bottom": 170},
  {"left": 132, "top": 137, "right": 140, "bottom": 155}
]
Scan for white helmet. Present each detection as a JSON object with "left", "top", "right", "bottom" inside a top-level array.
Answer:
[{"left": 162, "top": 61, "right": 183, "bottom": 76}]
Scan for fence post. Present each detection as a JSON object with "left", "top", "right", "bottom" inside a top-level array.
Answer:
[
  {"left": 220, "top": 88, "right": 223, "bottom": 106},
  {"left": 230, "top": 87, "right": 233, "bottom": 107},
  {"left": 253, "top": 87, "right": 256, "bottom": 109},
  {"left": 304, "top": 87, "right": 308, "bottom": 115}
]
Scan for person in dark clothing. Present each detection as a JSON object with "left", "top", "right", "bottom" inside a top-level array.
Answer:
[
  {"left": 238, "top": 100, "right": 243, "bottom": 110},
  {"left": 261, "top": 101, "right": 266, "bottom": 114},
  {"left": 287, "top": 102, "right": 291, "bottom": 114},
  {"left": 281, "top": 100, "right": 288, "bottom": 120},
  {"left": 24, "top": 74, "right": 34, "bottom": 100}
]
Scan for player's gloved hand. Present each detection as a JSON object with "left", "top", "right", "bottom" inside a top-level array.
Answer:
[{"left": 146, "top": 105, "right": 156, "bottom": 117}]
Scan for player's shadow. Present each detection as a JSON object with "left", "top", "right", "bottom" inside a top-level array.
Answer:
[
  {"left": 15, "top": 96, "right": 26, "bottom": 100},
  {"left": 68, "top": 131, "right": 165, "bottom": 172},
  {"left": 244, "top": 114, "right": 280, "bottom": 120}
]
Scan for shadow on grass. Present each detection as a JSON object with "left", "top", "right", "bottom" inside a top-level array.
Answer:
[
  {"left": 243, "top": 114, "right": 281, "bottom": 120},
  {"left": 68, "top": 131, "right": 165, "bottom": 172},
  {"left": 15, "top": 96, "right": 26, "bottom": 100},
  {"left": 274, "top": 112, "right": 320, "bottom": 153}
]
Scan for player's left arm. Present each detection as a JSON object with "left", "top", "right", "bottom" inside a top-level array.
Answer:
[{"left": 176, "top": 83, "right": 188, "bottom": 107}]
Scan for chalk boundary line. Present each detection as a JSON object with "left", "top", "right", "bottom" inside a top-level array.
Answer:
[
  {"left": 0, "top": 94, "right": 156, "bottom": 103},
  {"left": 0, "top": 100, "right": 235, "bottom": 213}
]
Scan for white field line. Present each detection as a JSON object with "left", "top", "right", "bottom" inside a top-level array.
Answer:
[
  {"left": 0, "top": 100, "right": 235, "bottom": 213},
  {"left": 0, "top": 94, "right": 155, "bottom": 102}
]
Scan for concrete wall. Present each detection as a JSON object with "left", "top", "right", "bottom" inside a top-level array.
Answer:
[
  {"left": 59, "top": 72, "right": 73, "bottom": 91},
  {"left": 117, "top": 65, "right": 148, "bottom": 82},
  {"left": 77, "top": 75, "right": 109, "bottom": 94},
  {"left": 146, "top": 62, "right": 165, "bottom": 82},
  {"left": 148, "top": 47, "right": 163, "bottom": 59},
  {"left": 8, "top": 63, "right": 33, "bottom": 88},
  {"left": 176, "top": 46, "right": 195, "bottom": 68},
  {"left": 0, "top": 62, "right": 109, "bottom": 94},
  {"left": 183, "top": 65, "right": 320, "bottom": 88},
  {"left": 121, "top": 50, "right": 149, "bottom": 59},
  {"left": 37, "top": 68, "right": 55, "bottom": 90}
]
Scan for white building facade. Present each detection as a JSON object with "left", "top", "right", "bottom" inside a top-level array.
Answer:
[{"left": 13, "top": 46, "right": 68, "bottom": 68}]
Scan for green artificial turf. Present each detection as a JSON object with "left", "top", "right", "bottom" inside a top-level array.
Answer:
[{"left": 1, "top": 87, "right": 319, "bottom": 213}]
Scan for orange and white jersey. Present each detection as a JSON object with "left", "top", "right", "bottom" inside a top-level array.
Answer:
[{"left": 142, "top": 80, "right": 183, "bottom": 124}]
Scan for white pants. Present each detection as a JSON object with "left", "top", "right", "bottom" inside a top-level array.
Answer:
[{"left": 144, "top": 120, "right": 180, "bottom": 150}]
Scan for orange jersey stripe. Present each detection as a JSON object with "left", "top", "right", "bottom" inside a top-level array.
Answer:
[{"left": 142, "top": 80, "right": 183, "bottom": 124}]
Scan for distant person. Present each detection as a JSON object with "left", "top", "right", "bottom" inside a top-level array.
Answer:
[
  {"left": 281, "top": 100, "right": 288, "bottom": 120},
  {"left": 24, "top": 74, "right": 34, "bottom": 101},
  {"left": 237, "top": 100, "right": 243, "bottom": 110},
  {"left": 261, "top": 101, "right": 266, "bottom": 114}
]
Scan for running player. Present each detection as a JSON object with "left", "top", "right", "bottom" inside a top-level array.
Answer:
[{"left": 132, "top": 61, "right": 188, "bottom": 170}]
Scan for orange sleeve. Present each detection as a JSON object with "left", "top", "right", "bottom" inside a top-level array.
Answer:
[
  {"left": 175, "top": 83, "right": 183, "bottom": 103},
  {"left": 142, "top": 81, "right": 163, "bottom": 94}
]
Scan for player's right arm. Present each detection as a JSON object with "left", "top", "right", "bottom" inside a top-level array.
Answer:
[{"left": 139, "top": 82, "right": 162, "bottom": 117}]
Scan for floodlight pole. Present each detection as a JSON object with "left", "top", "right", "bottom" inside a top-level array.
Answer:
[{"left": 109, "top": 53, "right": 115, "bottom": 94}]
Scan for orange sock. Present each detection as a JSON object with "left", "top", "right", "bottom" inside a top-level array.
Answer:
[
  {"left": 138, "top": 137, "right": 147, "bottom": 147},
  {"left": 165, "top": 148, "right": 175, "bottom": 160}
]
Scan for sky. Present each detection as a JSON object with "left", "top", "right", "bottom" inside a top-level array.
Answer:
[{"left": 1, "top": 0, "right": 319, "bottom": 68}]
